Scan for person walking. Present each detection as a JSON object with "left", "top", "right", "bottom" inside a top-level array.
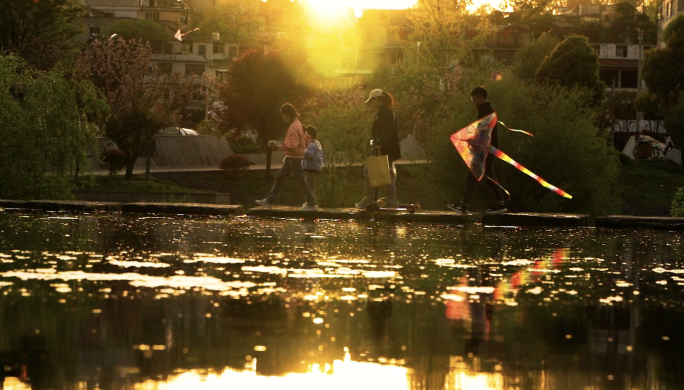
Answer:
[
  {"left": 355, "top": 89, "right": 401, "bottom": 209},
  {"left": 302, "top": 126, "right": 323, "bottom": 200},
  {"left": 256, "top": 103, "right": 318, "bottom": 210},
  {"left": 448, "top": 87, "right": 507, "bottom": 214}
]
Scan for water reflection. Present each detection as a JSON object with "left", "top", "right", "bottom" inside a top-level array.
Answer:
[{"left": 0, "top": 212, "right": 682, "bottom": 389}]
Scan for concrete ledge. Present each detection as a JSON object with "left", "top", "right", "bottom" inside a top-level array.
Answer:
[
  {"left": 120, "top": 203, "right": 243, "bottom": 216},
  {"left": 246, "top": 207, "right": 477, "bottom": 224},
  {"left": 246, "top": 207, "right": 589, "bottom": 227},
  {"left": 0, "top": 200, "right": 122, "bottom": 213},
  {"left": 74, "top": 191, "right": 231, "bottom": 205},
  {"left": 482, "top": 213, "right": 591, "bottom": 227},
  {"left": 0, "top": 200, "right": 243, "bottom": 216},
  {"left": 596, "top": 216, "right": 684, "bottom": 230}
]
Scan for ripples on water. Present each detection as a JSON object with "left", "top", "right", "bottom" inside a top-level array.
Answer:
[{"left": 0, "top": 211, "right": 682, "bottom": 390}]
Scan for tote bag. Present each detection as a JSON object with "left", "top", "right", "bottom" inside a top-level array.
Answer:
[{"left": 366, "top": 154, "right": 392, "bottom": 187}]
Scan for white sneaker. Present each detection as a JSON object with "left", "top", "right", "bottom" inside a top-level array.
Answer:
[
  {"left": 255, "top": 199, "right": 272, "bottom": 209},
  {"left": 301, "top": 203, "right": 318, "bottom": 211}
]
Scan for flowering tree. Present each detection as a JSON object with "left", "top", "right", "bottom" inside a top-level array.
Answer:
[{"left": 77, "top": 38, "right": 196, "bottom": 179}]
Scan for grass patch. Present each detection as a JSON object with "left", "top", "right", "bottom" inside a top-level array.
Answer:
[
  {"left": 618, "top": 159, "right": 684, "bottom": 206},
  {"left": 75, "top": 175, "right": 204, "bottom": 194}
]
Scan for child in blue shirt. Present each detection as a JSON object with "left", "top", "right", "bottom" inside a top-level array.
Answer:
[{"left": 302, "top": 126, "right": 323, "bottom": 202}]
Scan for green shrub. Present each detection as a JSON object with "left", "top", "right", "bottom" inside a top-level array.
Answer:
[
  {"left": 672, "top": 187, "right": 684, "bottom": 217},
  {"left": 101, "top": 149, "right": 127, "bottom": 176},
  {"left": 220, "top": 154, "right": 251, "bottom": 180},
  {"left": 230, "top": 137, "right": 262, "bottom": 154},
  {"left": 618, "top": 152, "right": 632, "bottom": 166}
]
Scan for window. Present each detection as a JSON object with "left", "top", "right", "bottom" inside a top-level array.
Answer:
[
  {"left": 158, "top": 63, "right": 173, "bottom": 75},
  {"left": 146, "top": 11, "right": 159, "bottom": 20},
  {"left": 152, "top": 41, "right": 163, "bottom": 52},
  {"left": 182, "top": 43, "right": 193, "bottom": 53},
  {"left": 228, "top": 46, "right": 237, "bottom": 58},
  {"left": 165, "top": 44, "right": 173, "bottom": 54},
  {"left": 620, "top": 69, "right": 638, "bottom": 88},
  {"left": 180, "top": 14, "right": 189, "bottom": 24},
  {"left": 198, "top": 45, "right": 206, "bottom": 56},
  {"left": 591, "top": 45, "right": 600, "bottom": 55},
  {"left": 213, "top": 42, "right": 225, "bottom": 54},
  {"left": 616, "top": 45, "right": 628, "bottom": 57},
  {"left": 185, "top": 64, "right": 205, "bottom": 76},
  {"left": 89, "top": 26, "right": 100, "bottom": 36}
]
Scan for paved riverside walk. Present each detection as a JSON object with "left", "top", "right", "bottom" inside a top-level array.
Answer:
[{"left": 2, "top": 199, "right": 684, "bottom": 229}]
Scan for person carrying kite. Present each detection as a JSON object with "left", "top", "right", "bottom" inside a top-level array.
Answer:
[
  {"left": 448, "top": 87, "right": 506, "bottom": 214},
  {"left": 448, "top": 86, "right": 571, "bottom": 214}
]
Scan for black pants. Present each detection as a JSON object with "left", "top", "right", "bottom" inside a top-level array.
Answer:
[
  {"left": 461, "top": 154, "right": 504, "bottom": 205},
  {"left": 266, "top": 158, "right": 316, "bottom": 205}
]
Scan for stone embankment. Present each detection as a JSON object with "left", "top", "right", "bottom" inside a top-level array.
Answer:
[{"left": 1, "top": 200, "right": 683, "bottom": 229}]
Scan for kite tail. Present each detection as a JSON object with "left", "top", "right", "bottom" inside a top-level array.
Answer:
[
  {"left": 489, "top": 146, "right": 572, "bottom": 199},
  {"left": 498, "top": 121, "right": 534, "bottom": 137},
  {"left": 485, "top": 175, "right": 511, "bottom": 200}
]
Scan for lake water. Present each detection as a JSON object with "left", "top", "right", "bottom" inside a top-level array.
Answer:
[{"left": 0, "top": 212, "right": 682, "bottom": 390}]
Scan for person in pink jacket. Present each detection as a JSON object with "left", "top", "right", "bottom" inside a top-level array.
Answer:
[{"left": 256, "top": 103, "right": 318, "bottom": 210}]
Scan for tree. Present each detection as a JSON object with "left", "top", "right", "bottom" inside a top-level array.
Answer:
[
  {"left": 216, "top": 49, "right": 311, "bottom": 179},
  {"left": 0, "top": 55, "right": 108, "bottom": 199},
  {"left": 396, "top": 0, "right": 496, "bottom": 87},
  {"left": 192, "top": 0, "right": 259, "bottom": 43},
  {"left": 303, "top": 80, "right": 373, "bottom": 207},
  {"left": 605, "top": 90, "right": 637, "bottom": 134},
  {"left": 536, "top": 35, "right": 606, "bottom": 104},
  {"left": 76, "top": 38, "right": 196, "bottom": 179},
  {"left": 641, "top": 15, "right": 684, "bottom": 147},
  {"left": 605, "top": 2, "right": 657, "bottom": 45},
  {"left": 104, "top": 19, "right": 170, "bottom": 43},
  {"left": 514, "top": 33, "right": 559, "bottom": 83},
  {"left": 0, "top": 0, "right": 83, "bottom": 70}
]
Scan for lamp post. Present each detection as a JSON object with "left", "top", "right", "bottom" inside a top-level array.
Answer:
[{"left": 635, "top": 29, "right": 643, "bottom": 135}]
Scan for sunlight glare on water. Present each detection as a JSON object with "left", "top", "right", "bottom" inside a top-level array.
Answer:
[{"left": 0, "top": 213, "right": 683, "bottom": 389}]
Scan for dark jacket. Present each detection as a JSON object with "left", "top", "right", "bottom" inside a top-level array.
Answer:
[
  {"left": 477, "top": 102, "right": 498, "bottom": 149},
  {"left": 372, "top": 106, "right": 401, "bottom": 162}
]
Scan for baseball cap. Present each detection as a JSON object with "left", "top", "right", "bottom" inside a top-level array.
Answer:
[{"left": 365, "top": 89, "right": 384, "bottom": 104}]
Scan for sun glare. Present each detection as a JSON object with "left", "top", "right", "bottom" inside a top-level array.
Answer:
[
  {"left": 305, "top": 0, "right": 419, "bottom": 19},
  {"left": 304, "top": 0, "right": 505, "bottom": 19}
]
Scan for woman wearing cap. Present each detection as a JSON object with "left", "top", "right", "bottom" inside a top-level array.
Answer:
[{"left": 356, "top": 89, "right": 401, "bottom": 209}]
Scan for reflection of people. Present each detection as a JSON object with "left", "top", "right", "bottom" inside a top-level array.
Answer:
[
  {"left": 367, "top": 297, "right": 393, "bottom": 351},
  {"left": 356, "top": 89, "right": 401, "bottom": 209},
  {"left": 256, "top": 103, "right": 318, "bottom": 210},
  {"left": 448, "top": 87, "right": 507, "bottom": 214}
]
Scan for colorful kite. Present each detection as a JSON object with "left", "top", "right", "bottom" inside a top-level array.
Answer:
[{"left": 450, "top": 112, "right": 572, "bottom": 199}]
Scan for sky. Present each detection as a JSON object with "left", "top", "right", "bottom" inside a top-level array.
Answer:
[{"left": 304, "top": 0, "right": 504, "bottom": 18}]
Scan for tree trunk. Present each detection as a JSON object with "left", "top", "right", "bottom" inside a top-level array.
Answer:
[
  {"left": 125, "top": 153, "right": 138, "bottom": 180},
  {"left": 265, "top": 148, "right": 272, "bottom": 184}
]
